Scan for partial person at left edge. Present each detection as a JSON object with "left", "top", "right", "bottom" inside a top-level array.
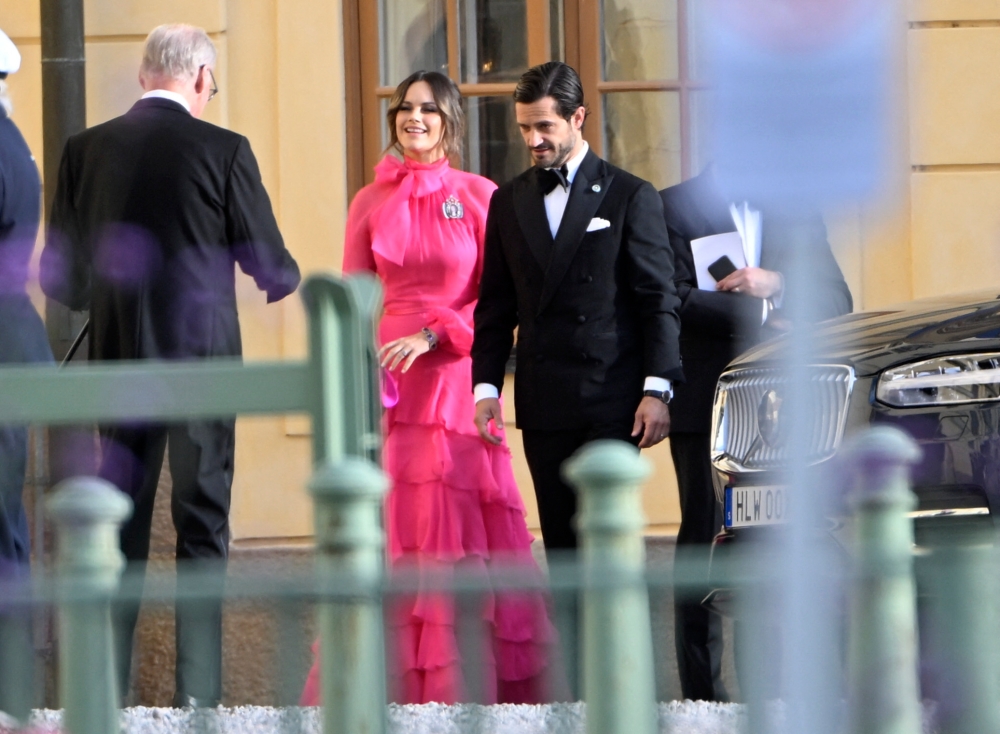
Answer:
[
  {"left": 39, "top": 24, "right": 301, "bottom": 707},
  {"left": 0, "top": 27, "right": 54, "bottom": 724}
]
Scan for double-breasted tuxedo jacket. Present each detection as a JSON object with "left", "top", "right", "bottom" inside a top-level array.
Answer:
[
  {"left": 660, "top": 168, "right": 853, "bottom": 435},
  {"left": 472, "top": 149, "right": 683, "bottom": 430}
]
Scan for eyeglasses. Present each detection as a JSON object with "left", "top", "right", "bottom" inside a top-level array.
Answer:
[{"left": 200, "top": 65, "right": 218, "bottom": 102}]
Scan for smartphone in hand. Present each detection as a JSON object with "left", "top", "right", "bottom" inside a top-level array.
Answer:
[{"left": 708, "top": 255, "right": 738, "bottom": 282}]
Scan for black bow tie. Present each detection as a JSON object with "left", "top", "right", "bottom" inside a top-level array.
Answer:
[{"left": 537, "top": 165, "right": 570, "bottom": 195}]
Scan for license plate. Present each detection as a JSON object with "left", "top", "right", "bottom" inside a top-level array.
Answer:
[{"left": 725, "top": 486, "right": 787, "bottom": 528}]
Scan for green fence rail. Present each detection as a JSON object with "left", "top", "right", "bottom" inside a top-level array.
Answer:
[{"left": 0, "top": 273, "right": 994, "bottom": 734}]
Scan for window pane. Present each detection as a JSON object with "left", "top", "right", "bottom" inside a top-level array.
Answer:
[
  {"left": 379, "top": 97, "right": 391, "bottom": 152},
  {"left": 686, "top": 0, "right": 710, "bottom": 82},
  {"left": 603, "top": 91, "right": 681, "bottom": 190},
  {"left": 550, "top": 0, "right": 565, "bottom": 62},
  {"left": 381, "top": 0, "right": 449, "bottom": 86},
  {"left": 602, "top": 0, "right": 678, "bottom": 81},
  {"left": 463, "top": 96, "right": 531, "bottom": 185},
  {"left": 459, "top": 0, "right": 529, "bottom": 83},
  {"left": 690, "top": 90, "right": 715, "bottom": 177}
]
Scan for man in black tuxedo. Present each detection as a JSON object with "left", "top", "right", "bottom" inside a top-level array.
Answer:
[
  {"left": 472, "top": 62, "right": 683, "bottom": 553},
  {"left": 660, "top": 166, "right": 852, "bottom": 701},
  {"left": 41, "top": 24, "right": 300, "bottom": 706}
]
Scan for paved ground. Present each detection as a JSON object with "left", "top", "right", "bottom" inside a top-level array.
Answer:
[
  {"left": 120, "top": 536, "right": 740, "bottom": 707},
  {"left": 531, "top": 537, "right": 739, "bottom": 704}
]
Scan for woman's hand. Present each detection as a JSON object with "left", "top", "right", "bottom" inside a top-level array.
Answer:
[{"left": 379, "top": 330, "right": 435, "bottom": 373}]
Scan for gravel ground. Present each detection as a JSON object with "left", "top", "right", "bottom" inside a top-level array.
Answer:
[{"left": 15, "top": 701, "right": 750, "bottom": 734}]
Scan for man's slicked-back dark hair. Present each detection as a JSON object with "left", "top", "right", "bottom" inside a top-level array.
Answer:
[{"left": 513, "top": 61, "right": 588, "bottom": 122}]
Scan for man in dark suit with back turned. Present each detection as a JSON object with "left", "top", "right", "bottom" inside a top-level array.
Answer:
[
  {"left": 41, "top": 24, "right": 301, "bottom": 706},
  {"left": 472, "top": 61, "right": 683, "bottom": 554},
  {"left": 660, "top": 166, "right": 852, "bottom": 701}
]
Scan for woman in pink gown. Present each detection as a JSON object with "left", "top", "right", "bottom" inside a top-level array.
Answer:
[{"left": 300, "top": 71, "right": 558, "bottom": 706}]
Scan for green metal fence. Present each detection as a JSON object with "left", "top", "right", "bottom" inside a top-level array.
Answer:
[{"left": 0, "top": 273, "right": 996, "bottom": 734}]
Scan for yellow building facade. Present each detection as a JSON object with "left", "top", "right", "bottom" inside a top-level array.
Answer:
[{"left": 0, "top": 0, "right": 988, "bottom": 543}]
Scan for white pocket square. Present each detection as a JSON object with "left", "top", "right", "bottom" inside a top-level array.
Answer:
[{"left": 586, "top": 217, "right": 611, "bottom": 232}]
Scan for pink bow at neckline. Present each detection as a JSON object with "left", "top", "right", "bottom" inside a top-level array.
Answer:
[{"left": 371, "top": 155, "right": 450, "bottom": 266}]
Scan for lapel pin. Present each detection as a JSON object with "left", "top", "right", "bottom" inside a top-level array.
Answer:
[
  {"left": 442, "top": 195, "right": 464, "bottom": 219},
  {"left": 591, "top": 184, "right": 601, "bottom": 193}
]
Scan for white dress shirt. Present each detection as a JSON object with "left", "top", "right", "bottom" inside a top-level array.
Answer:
[
  {"left": 474, "top": 141, "right": 671, "bottom": 403},
  {"left": 141, "top": 89, "right": 191, "bottom": 113},
  {"left": 543, "top": 141, "right": 589, "bottom": 238},
  {"left": 729, "top": 202, "right": 782, "bottom": 322}
]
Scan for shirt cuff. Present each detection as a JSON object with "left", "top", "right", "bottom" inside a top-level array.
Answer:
[
  {"left": 643, "top": 376, "right": 673, "bottom": 397},
  {"left": 762, "top": 298, "right": 769, "bottom": 325},
  {"left": 474, "top": 383, "right": 500, "bottom": 403}
]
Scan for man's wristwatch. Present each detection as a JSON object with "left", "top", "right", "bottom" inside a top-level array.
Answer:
[{"left": 643, "top": 389, "right": 671, "bottom": 404}]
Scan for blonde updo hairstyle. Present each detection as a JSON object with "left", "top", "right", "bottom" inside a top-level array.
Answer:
[{"left": 385, "top": 71, "right": 465, "bottom": 160}]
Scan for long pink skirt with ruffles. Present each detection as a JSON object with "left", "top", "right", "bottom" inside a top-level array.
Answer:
[{"left": 300, "top": 316, "right": 561, "bottom": 705}]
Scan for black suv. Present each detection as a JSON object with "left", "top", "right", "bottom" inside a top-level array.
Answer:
[{"left": 710, "top": 290, "right": 1000, "bottom": 541}]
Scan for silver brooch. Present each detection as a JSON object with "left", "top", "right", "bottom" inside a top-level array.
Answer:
[
  {"left": 591, "top": 184, "right": 601, "bottom": 193},
  {"left": 442, "top": 195, "right": 464, "bottom": 219}
]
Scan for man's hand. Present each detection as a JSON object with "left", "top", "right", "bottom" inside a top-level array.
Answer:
[
  {"left": 474, "top": 397, "right": 505, "bottom": 446},
  {"left": 716, "top": 267, "right": 782, "bottom": 300},
  {"left": 632, "top": 396, "right": 670, "bottom": 449}
]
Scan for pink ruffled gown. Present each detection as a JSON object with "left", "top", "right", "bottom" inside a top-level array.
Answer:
[{"left": 300, "top": 155, "right": 559, "bottom": 705}]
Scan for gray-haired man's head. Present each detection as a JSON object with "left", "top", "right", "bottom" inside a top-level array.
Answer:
[
  {"left": 141, "top": 24, "right": 216, "bottom": 82},
  {"left": 139, "top": 24, "right": 218, "bottom": 119}
]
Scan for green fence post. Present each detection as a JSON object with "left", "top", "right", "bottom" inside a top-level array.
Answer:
[
  {"left": 922, "top": 526, "right": 1000, "bottom": 733},
  {"left": 311, "top": 458, "right": 388, "bottom": 734},
  {"left": 843, "top": 426, "right": 922, "bottom": 734},
  {"left": 564, "top": 439, "right": 656, "bottom": 734},
  {"left": 47, "top": 476, "right": 132, "bottom": 734}
]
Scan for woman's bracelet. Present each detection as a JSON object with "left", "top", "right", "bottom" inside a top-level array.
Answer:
[{"left": 421, "top": 327, "right": 438, "bottom": 351}]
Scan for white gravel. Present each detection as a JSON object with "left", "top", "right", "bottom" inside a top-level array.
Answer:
[
  {"left": 13, "top": 700, "right": 942, "bottom": 734},
  {"left": 16, "top": 701, "right": 751, "bottom": 734}
]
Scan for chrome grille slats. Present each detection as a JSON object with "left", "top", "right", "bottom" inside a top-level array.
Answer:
[{"left": 711, "top": 365, "right": 855, "bottom": 473}]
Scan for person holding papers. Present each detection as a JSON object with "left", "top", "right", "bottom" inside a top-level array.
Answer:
[{"left": 658, "top": 166, "right": 852, "bottom": 702}]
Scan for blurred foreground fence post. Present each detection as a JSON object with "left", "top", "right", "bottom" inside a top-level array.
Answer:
[
  {"left": 47, "top": 477, "right": 131, "bottom": 734},
  {"left": 565, "top": 439, "right": 656, "bottom": 734},
  {"left": 922, "top": 522, "right": 1000, "bottom": 733},
  {"left": 844, "top": 426, "right": 922, "bottom": 734},
  {"left": 310, "top": 459, "right": 388, "bottom": 734}
]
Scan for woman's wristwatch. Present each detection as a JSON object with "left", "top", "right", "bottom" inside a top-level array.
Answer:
[{"left": 421, "top": 327, "right": 438, "bottom": 351}]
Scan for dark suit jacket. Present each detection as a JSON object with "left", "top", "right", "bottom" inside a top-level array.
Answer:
[
  {"left": 41, "top": 98, "right": 301, "bottom": 361},
  {"left": 0, "top": 108, "right": 52, "bottom": 366},
  {"left": 472, "top": 149, "right": 683, "bottom": 431},
  {"left": 659, "top": 168, "right": 853, "bottom": 434}
]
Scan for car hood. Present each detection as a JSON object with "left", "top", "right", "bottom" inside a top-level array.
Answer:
[{"left": 729, "top": 289, "right": 1000, "bottom": 377}]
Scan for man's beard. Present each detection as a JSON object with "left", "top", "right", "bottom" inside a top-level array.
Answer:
[{"left": 533, "top": 133, "right": 577, "bottom": 169}]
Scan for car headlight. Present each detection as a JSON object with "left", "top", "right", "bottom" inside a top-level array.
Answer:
[{"left": 876, "top": 353, "right": 1000, "bottom": 407}]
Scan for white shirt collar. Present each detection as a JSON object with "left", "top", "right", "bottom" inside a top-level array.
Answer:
[
  {"left": 557, "top": 141, "right": 589, "bottom": 184},
  {"left": 141, "top": 89, "right": 191, "bottom": 113}
]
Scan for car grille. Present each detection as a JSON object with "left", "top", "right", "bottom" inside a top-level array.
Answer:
[{"left": 710, "top": 365, "right": 855, "bottom": 473}]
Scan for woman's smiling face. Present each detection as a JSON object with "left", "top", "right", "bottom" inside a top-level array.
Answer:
[{"left": 395, "top": 80, "right": 445, "bottom": 163}]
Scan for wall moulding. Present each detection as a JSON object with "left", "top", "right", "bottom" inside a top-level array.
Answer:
[{"left": 910, "top": 0, "right": 1000, "bottom": 23}]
